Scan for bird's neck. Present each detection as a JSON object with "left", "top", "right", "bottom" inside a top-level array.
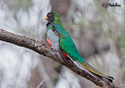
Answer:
[
  {"left": 47, "top": 21, "right": 61, "bottom": 27},
  {"left": 53, "top": 19, "right": 61, "bottom": 25},
  {"left": 46, "top": 22, "right": 55, "bottom": 27},
  {"left": 47, "top": 17, "right": 61, "bottom": 27}
]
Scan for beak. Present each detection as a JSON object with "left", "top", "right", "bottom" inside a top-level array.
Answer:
[{"left": 44, "top": 17, "right": 48, "bottom": 20}]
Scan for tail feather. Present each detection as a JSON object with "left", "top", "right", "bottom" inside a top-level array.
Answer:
[{"left": 80, "top": 61, "right": 114, "bottom": 82}]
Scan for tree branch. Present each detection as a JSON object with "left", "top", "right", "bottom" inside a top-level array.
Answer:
[{"left": 0, "top": 29, "right": 119, "bottom": 88}]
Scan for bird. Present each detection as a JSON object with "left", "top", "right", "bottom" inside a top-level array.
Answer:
[{"left": 44, "top": 12, "right": 114, "bottom": 82}]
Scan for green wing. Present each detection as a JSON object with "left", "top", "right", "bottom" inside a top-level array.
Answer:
[{"left": 54, "top": 25, "right": 84, "bottom": 63}]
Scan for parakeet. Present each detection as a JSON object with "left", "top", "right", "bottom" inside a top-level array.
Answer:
[{"left": 44, "top": 12, "right": 114, "bottom": 82}]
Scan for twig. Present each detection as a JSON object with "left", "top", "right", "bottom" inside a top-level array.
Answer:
[
  {"left": 37, "top": 58, "right": 53, "bottom": 88},
  {"left": 36, "top": 80, "right": 44, "bottom": 88}
]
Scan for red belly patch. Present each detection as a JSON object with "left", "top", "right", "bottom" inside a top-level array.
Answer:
[
  {"left": 62, "top": 51, "right": 69, "bottom": 58},
  {"left": 47, "top": 38, "right": 52, "bottom": 47}
]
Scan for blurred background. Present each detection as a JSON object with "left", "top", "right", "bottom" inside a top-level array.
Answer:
[{"left": 0, "top": 0, "right": 125, "bottom": 88}]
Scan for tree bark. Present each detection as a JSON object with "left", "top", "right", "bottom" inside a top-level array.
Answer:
[{"left": 0, "top": 29, "right": 119, "bottom": 88}]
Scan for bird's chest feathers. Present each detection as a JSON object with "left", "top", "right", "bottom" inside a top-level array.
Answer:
[{"left": 47, "top": 29, "right": 60, "bottom": 51}]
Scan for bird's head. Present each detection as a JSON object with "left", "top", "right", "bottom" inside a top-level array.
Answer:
[{"left": 44, "top": 12, "right": 61, "bottom": 25}]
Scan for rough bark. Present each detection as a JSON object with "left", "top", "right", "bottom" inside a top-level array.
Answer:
[{"left": 0, "top": 29, "right": 119, "bottom": 88}]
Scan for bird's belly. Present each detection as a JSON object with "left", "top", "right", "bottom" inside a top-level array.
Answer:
[{"left": 47, "top": 29, "right": 60, "bottom": 51}]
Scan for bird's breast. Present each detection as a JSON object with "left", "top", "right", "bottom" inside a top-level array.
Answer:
[{"left": 47, "top": 29, "right": 60, "bottom": 51}]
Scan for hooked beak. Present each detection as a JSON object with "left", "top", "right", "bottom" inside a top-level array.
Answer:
[{"left": 44, "top": 17, "right": 48, "bottom": 20}]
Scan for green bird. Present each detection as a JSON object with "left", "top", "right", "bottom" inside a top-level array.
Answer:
[{"left": 44, "top": 12, "right": 114, "bottom": 82}]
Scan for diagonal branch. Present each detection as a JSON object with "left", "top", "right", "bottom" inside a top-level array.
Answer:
[{"left": 0, "top": 29, "right": 119, "bottom": 88}]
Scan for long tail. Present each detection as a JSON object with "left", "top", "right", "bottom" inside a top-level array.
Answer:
[{"left": 80, "top": 61, "right": 114, "bottom": 82}]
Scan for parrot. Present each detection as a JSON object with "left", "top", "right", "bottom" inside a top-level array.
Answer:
[{"left": 44, "top": 12, "right": 114, "bottom": 82}]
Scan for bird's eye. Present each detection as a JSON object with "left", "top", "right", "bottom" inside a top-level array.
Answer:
[{"left": 48, "top": 14, "right": 52, "bottom": 17}]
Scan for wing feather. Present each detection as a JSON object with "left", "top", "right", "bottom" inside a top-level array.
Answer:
[{"left": 54, "top": 25, "right": 84, "bottom": 63}]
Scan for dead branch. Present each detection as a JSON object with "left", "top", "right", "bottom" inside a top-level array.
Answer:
[{"left": 0, "top": 29, "right": 119, "bottom": 88}]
